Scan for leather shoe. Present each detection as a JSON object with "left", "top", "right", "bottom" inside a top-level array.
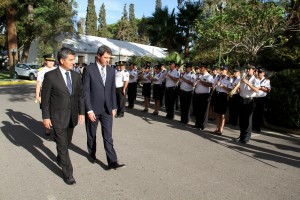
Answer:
[
  {"left": 45, "top": 132, "right": 51, "bottom": 136},
  {"left": 239, "top": 140, "right": 249, "bottom": 144},
  {"left": 88, "top": 155, "right": 96, "bottom": 164},
  {"left": 64, "top": 177, "right": 76, "bottom": 185},
  {"left": 107, "top": 162, "right": 126, "bottom": 170}
]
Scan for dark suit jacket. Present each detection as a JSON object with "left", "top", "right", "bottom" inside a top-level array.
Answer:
[
  {"left": 82, "top": 63, "right": 117, "bottom": 115},
  {"left": 41, "top": 67, "right": 85, "bottom": 129}
]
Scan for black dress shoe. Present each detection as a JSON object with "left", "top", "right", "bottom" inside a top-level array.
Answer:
[
  {"left": 64, "top": 177, "right": 76, "bottom": 185},
  {"left": 45, "top": 132, "right": 51, "bottom": 136},
  {"left": 88, "top": 155, "right": 96, "bottom": 164},
  {"left": 107, "top": 162, "right": 126, "bottom": 170},
  {"left": 239, "top": 140, "right": 249, "bottom": 144}
]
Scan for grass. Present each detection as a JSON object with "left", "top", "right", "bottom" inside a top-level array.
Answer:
[{"left": 0, "top": 70, "right": 11, "bottom": 80}]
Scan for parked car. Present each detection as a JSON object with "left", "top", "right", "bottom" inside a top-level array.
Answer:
[{"left": 14, "top": 63, "right": 40, "bottom": 80}]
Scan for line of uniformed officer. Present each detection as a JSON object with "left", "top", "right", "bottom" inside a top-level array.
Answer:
[
  {"left": 127, "top": 62, "right": 138, "bottom": 109},
  {"left": 115, "top": 61, "right": 129, "bottom": 118}
]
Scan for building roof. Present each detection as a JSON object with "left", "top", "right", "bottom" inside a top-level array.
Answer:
[{"left": 60, "top": 34, "right": 167, "bottom": 59}]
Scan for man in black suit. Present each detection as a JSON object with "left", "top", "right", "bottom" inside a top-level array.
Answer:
[
  {"left": 41, "top": 47, "right": 85, "bottom": 185},
  {"left": 82, "top": 45, "right": 125, "bottom": 170}
]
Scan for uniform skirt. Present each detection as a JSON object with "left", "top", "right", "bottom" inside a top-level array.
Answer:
[
  {"left": 142, "top": 83, "right": 151, "bottom": 97},
  {"left": 214, "top": 92, "right": 228, "bottom": 114},
  {"left": 153, "top": 84, "right": 164, "bottom": 100}
]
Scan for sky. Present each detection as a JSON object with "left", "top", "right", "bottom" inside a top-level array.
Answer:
[{"left": 75, "top": 0, "right": 179, "bottom": 24}]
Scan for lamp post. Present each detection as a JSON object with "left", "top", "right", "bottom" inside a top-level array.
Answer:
[
  {"left": 217, "top": 0, "right": 227, "bottom": 67},
  {"left": 11, "top": 48, "right": 17, "bottom": 79}
]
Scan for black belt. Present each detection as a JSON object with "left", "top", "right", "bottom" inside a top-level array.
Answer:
[{"left": 166, "top": 86, "right": 176, "bottom": 89}]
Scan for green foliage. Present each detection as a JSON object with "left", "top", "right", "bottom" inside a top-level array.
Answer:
[
  {"left": 164, "top": 51, "right": 183, "bottom": 65},
  {"left": 155, "top": 0, "right": 162, "bottom": 11},
  {"left": 85, "top": 0, "right": 97, "bottom": 36},
  {"left": 116, "top": 4, "right": 131, "bottom": 41},
  {"left": 265, "top": 69, "right": 300, "bottom": 128},
  {"left": 128, "top": 4, "right": 138, "bottom": 43},
  {"left": 137, "top": 16, "right": 150, "bottom": 44},
  {"left": 97, "top": 3, "right": 108, "bottom": 38}
]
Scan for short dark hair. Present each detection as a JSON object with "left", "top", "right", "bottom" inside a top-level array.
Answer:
[
  {"left": 57, "top": 47, "right": 75, "bottom": 64},
  {"left": 97, "top": 45, "right": 112, "bottom": 56}
]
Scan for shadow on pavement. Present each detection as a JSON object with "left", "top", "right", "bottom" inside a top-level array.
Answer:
[{"left": 126, "top": 106, "right": 300, "bottom": 168}]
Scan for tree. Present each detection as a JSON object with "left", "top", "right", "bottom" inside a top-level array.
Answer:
[
  {"left": 147, "top": 7, "right": 182, "bottom": 52},
  {"left": 177, "top": 1, "right": 203, "bottom": 59},
  {"left": 195, "top": 0, "right": 290, "bottom": 63},
  {"left": 116, "top": 4, "right": 131, "bottom": 41},
  {"left": 155, "top": 0, "right": 162, "bottom": 11},
  {"left": 138, "top": 16, "right": 150, "bottom": 44},
  {"left": 97, "top": 3, "right": 108, "bottom": 38},
  {"left": 129, "top": 4, "right": 138, "bottom": 42},
  {"left": 85, "top": 0, "right": 97, "bottom": 36}
]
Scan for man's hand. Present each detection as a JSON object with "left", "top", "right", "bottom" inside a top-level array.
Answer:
[
  {"left": 88, "top": 111, "right": 97, "bottom": 122},
  {"left": 78, "top": 115, "right": 85, "bottom": 124},
  {"left": 43, "top": 119, "right": 52, "bottom": 129},
  {"left": 112, "top": 109, "right": 117, "bottom": 118}
]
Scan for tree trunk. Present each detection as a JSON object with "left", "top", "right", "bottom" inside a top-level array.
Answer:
[
  {"left": 6, "top": 6, "right": 18, "bottom": 78},
  {"left": 21, "top": 3, "right": 34, "bottom": 63}
]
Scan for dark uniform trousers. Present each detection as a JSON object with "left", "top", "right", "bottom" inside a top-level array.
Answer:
[
  {"left": 116, "top": 87, "right": 126, "bottom": 115},
  {"left": 253, "top": 97, "right": 266, "bottom": 131},
  {"left": 179, "top": 90, "right": 193, "bottom": 123},
  {"left": 239, "top": 97, "right": 256, "bottom": 141},
  {"left": 194, "top": 93, "right": 210, "bottom": 129},
  {"left": 54, "top": 121, "right": 74, "bottom": 179},
  {"left": 165, "top": 86, "right": 177, "bottom": 119},
  {"left": 229, "top": 94, "right": 241, "bottom": 126},
  {"left": 127, "top": 82, "right": 137, "bottom": 108}
]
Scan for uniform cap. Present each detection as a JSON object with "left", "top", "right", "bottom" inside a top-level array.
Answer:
[
  {"left": 185, "top": 62, "right": 193, "bottom": 68},
  {"left": 43, "top": 54, "right": 55, "bottom": 61},
  {"left": 154, "top": 64, "right": 162, "bottom": 70},
  {"left": 118, "top": 61, "right": 126, "bottom": 66},
  {"left": 257, "top": 68, "right": 265, "bottom": 73},
  {"left": 247, "top": 63, "right": 256, "bottom": 69},
  {"left": 169, "top": 60, "right": 176, "bottom": 65},
  {"left": 220, "top": 66, "right": 228, "bottom": 71},
  {"left": 233, "top": 68, "right": 240, "bottom": 72}
]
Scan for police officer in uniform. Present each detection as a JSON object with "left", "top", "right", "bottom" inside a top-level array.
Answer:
[
  {"left": 141, "top": 63, "right": 152, "bottom": 112},
  {"left": 179, "top": 63, "right": 196, "bottom": 124},
  {"left": 194, "top": 65, "right": 214, "bottom": 130},
  {"left": 236, "top": 64, "right": 260, "bottom": 143},
  {"left": 253, "top": 67, "right": 271, "bottom": 132},
  {"left": 228, "top": 68, "right": 242, "bottom": 126},
  {"left": 164, "top": 61, "right": 180, "bottom": 120},
  {"left": 212, "top": 66, "right": 232, "bottom": 135},
  {"left": 115, "top": 61, "right": 129, "bottom": 118},
  {"left": 127, "top": 62, "right": 138, "bottom": 108},
  {"left": 150, "top": 64, "right": 164, "bottom": 115}
]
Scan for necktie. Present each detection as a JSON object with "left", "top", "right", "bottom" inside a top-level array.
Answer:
[
  {"left": 101, "top": 67, "right": 106, "bottom": 85},
  {"left": 65, "top": 71, "right": 72, "bottom": 95}
]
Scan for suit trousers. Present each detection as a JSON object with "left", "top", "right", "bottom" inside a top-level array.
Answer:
[
  {"left": 54, "top": 124, "right": 74, "bottom": 179},
  {"left": 229, "top": 94, "right": 241, "bottom": 126},
  {"left": 239, "top": 97, "right": 256, "bottom": 141},
  {"left": 85, "top": 111, "right": 117, "bottom": 164},
  {"left": 116, "top": 87, "right": 125, "bottom": 115},
  {"left": 127, "top": 82, "right": 137, "bottom": 108}
]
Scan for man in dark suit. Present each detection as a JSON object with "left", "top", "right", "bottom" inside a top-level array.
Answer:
[
  {"left": 41, "top": 47, "right": 85, "bottom": 185},
  {"left": 82, "top": 45, "right": 125, "bottom": 170}
]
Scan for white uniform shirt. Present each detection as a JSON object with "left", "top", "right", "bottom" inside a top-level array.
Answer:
[
  {"left": 214, "top": 75, "right": 232, "bottom": 93},
  {"left": 180, "top": 71, "right": 196, "bottom": 92},
  {"left": 143, "top": 72, "right": 152, "bottom": 84},
  {"left": 128, "top": 69, "right": 138, "bottom": 83},
  {"left": 165, "top": 69, "right": 180, "bottom": 87},
  {"left": 153, "top": 71, "right": 164, "bottom": 85},
  {"left": 230, "top": 76, "right": 241, "bottom": 95},
  {"left": 256, "top": 78, "right": 271, "bottom": 97},
  {"left": 37, "top": 67, "right": 56, "bottom": 85},
  {"left": 115, "top": 69, "right": 129, "bottom": 88},
  {"left": 194, "top": 72, "right": 214, "bottom": 94},
  {"left": 239, "top": 75, "right": 260, "bottom": 98}
]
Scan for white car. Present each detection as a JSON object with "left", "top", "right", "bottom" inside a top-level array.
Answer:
[{"left": 14, "top": 63, "right": 40, "bottom": 80}]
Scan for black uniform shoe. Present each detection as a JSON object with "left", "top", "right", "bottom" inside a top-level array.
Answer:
[
  {"left": 107, "top": 162, "right": 126, "bottom": 170},
  {"left": 64, "top": 177, "right": 76, "bottom": 185}
]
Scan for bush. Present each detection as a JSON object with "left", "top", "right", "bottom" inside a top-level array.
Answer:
[{"left": 265, "top": 69, "right": 300, "bottom": 128}]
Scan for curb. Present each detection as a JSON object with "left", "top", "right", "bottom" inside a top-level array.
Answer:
[{"left": 0, "top": 79, "right": 36, "bottom": 86}]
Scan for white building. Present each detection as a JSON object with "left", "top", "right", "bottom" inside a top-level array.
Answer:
[{"left": 28, "top": 34, "right": 167, "bottom": 66}]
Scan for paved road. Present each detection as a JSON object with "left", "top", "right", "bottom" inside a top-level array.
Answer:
[{"left": 1, "top": 84, "right": 299, "bottom": 200}]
